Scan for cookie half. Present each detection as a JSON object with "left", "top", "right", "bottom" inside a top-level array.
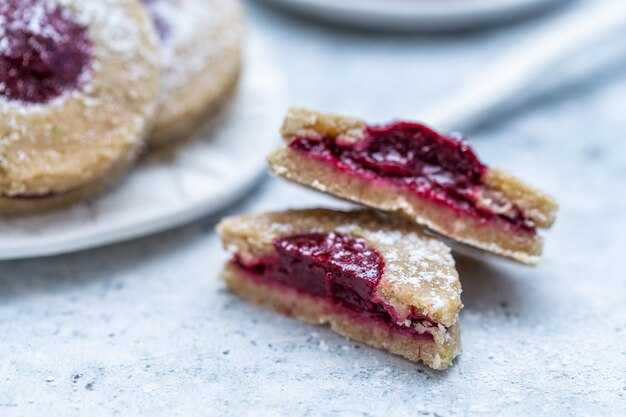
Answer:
[
  {"left": 268, "top": 108, "right": 559, "bottom": 265},
  {"left": 218, "top": 209, "right": 463, "bottom": 370},
  {"left": 0, "top": 0, "right": 161, "bottom": 215},
  {"left": 141, "top": 0, "right": 244, "bottom": 147}
]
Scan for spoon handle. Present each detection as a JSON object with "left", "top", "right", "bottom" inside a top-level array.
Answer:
[{"left": 425, "top": 2, "right": 626, "bottom": 133}]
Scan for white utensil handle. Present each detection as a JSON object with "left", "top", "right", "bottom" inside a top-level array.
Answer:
[{"left": 426, "top": 2, "right": 626, "bottom": 133}]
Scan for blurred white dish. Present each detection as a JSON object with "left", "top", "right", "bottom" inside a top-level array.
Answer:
[
  {"left": 426, "top": 1, "right": 626, "bottom": 132},
  {"left": 0, "top": 35, "right": 285, "bottom": 260},
  {"left": 259, "top": 0, "right": 571, "bottom": 31}
]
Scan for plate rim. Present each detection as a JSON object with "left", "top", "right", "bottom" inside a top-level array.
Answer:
[
  {"left": 259, "top": 0, "right": 571, "bottom": 30},
  {"left": 0, "top": 169, "right": 268, "bottom": 260}
]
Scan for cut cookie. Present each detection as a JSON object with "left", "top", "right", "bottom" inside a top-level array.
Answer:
[
  {"left": 0, "top": 0, "right": 161, "bottom": 215},
  {"left": 268, "top": 108, "right": 559, "bottom": 265},
  {"left": 218, "top": 209, "right": 463, "bottom": 370},
  {"left": 141, "top": 0, "right": 244, "bottom": 147}
]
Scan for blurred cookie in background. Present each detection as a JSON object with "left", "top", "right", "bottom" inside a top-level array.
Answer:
[
  {"left": 141, "top": 0, "right": 244, "bottom": 147},
  {"left": 0, "top": 0, "right": 161, "bottom": 215}
]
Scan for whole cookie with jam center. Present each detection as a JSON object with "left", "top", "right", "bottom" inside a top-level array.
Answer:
[
  {"left": 140, "top": 0, "right": 244, "bottom": 147},
  {"left": 0, "top": 0, "right": 160, "bottom": 215}
]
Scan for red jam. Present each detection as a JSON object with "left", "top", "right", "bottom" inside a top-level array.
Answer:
[
  {"left": 235, "top": 232, "right": 437, "bottom": 341},
  {"left": 0, "top": 0, "right": 93, "bottom": 104},
  {"left": 289, "top": 122, "right": 534, "bottom": 233}
]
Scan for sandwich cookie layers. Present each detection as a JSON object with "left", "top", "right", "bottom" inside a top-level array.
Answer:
[
  {"left": 268, "top": 108, "right": 558, "bottom": 265},
  {"left": 218, "top": 209, "right": 463, "bottom": 370},
  {"left": 140, "top": 0, "right": 244, "bottom": 147},
  {"left": 0, "top": 0, "right": 161, "bottom": 215}
]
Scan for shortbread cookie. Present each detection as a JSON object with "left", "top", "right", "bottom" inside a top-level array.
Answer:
[
  {"left": 218, "top": 209, "right": 463, "bottom": 370},
  {"left": 268, "top": 108, "right": 558, "bottom": 265},
  {"left": 141, "top": 0, "right": 244, "bottom": 147},
  {"left": 0, "top": 0, "right": 160, "bottom": 215}
]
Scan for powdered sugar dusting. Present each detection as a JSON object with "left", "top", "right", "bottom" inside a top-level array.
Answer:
[
  {"left": 145, "top": 0, "right": 242, "bottom": 95},
  {"left": 0, "top": 1, "right": 59, "bottom": 45},
  {"left": 59, "top": 0, "right": 155, "bottom": 57},
  {"left": 1, "top": 0, "right": 159, "bottom": 113},
  {"left": 62, "top": 0, "right": 160, "bottom": 93},
  {"left": 364, "top": 227, "right": 461, "bottom": 322}
]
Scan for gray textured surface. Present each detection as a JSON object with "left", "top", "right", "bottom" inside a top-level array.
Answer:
[{"left": 2, "top": 1, "right": 626, "bottom": 416}]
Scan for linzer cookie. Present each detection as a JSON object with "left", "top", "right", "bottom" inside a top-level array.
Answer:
[
  {"left": 218, "top": 209, "right": 463, "bottom": 370},
  {"left": 268, "top": 108, "right": 558, "bottom": 265},
  {"left": 0, "top": 0, "right": 160, "bottom": 214},
  {"left": 141, "top": 0, "right": 243, "bottom": 147}
]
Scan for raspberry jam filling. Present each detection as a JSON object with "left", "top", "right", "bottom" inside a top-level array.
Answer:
[
  {"left": 235, "top": 232, "right": 438, "bottom": 341},
  {"left": 0, "top": 0, "right": 93, "bottom": 104},
  {"left": 289, "top": 122, "right": 534, "bottom": 233}
]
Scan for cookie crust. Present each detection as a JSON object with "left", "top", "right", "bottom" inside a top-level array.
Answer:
[
  {"left": 0, "top": 0, "right": 161, "bottom": 214},
  {"left": 222, "top": 263, "right": 461, "bottom": 370},
  {"left": 218, "top": 208, "right": 463, "bottom": 327},
  {"left": 269, "top": 108, "right": 558, "bottom": 264}
]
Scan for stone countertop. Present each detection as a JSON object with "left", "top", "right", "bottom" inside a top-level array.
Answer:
[{"left": 1, "top": 1, "right": 625, "bottom": 416}]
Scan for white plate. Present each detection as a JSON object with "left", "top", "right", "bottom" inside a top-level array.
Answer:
[
  {"left": 259, "top": 0, "right": 571, "bottom": 31},
  {"left": 0, "top": 35, "right": 285, "bottom": 260}
]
